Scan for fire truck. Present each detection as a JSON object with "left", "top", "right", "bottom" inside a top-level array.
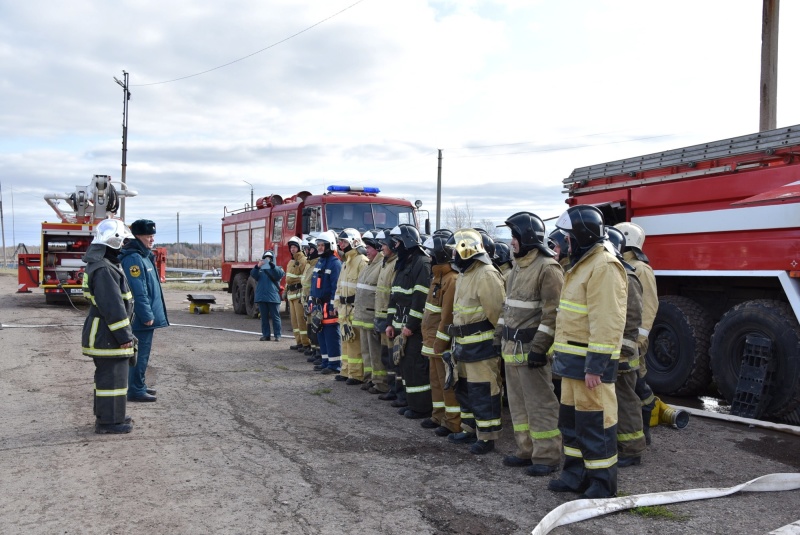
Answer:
[
  {"left": 562, "top": 124, "right": 800, "bottom": 423},
  {"left": 17, "top": 175, "right": 166, "bottom": 304},
  {"left": 221, "top": 185, "right": 423, "bottom": 317}
]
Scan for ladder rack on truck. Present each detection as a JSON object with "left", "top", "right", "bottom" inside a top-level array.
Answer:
[{"left": 563, "top": 123, "right": 800, "bottom": 424}]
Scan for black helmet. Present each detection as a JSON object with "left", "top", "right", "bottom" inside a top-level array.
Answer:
[
  {"left": 474, "top": 228, "right": 495, "bottom": 259},
  {"left": 502, "top": 211, "right": 553, "bottom": 257},
  {"left": 555, "top": 205, "right": 605, "bottom": 263},
  {"left": 606, "top": 226, "right": 626, "bottom": 256},
  {"left": 389, "top": 224, "right": 422, "bottom": 252},
  {"left": 493, "top": 242, "right": 512, "bottom": 266},
  {"left": 361, "top": 229, "right": 380, "bottom": 249},
  {"left": 423, "top": 229, "right": 453, "bottom": 265},
  {"left": 548, "top": 230, "right": 569, "bottom": 263}
]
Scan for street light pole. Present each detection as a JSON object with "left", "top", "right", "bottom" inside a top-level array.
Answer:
[
  {"left": 243, "top": 180, "right": 254, "bottom": 210},
  {"left": 113, "top": 71, "right": 131, "bottom": 220}
]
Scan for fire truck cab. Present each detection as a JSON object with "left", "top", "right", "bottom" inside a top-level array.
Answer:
[
  {"left": 563, "top": 124, "right": 800, "bottom": 422},
  {"left": 221, "top": 185, "right": 422, "bottom": 318}
]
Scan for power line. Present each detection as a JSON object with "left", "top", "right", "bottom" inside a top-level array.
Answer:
[{"left": 132, "top": 0, "right": 368, "bottom": 87}]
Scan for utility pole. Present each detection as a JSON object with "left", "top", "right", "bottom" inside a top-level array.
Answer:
[
  {"left": 759, "top": 0, "right": 779, "bottom": 131},
  {"left": 177, "top": 212, "right": 180, "bottom": 259},
  {"left": 114, "top": 71, "right": 131, "bottom": 220},
  {"left": 436, "top": 149, "right": 442, "bottom": 230},
  {"left": 243, "top": 180, "right": 254, "bottom": 210},
  {"left": 199, "top": 223, "right": 203, "bottom": 257},
  {"left": 0, "top": 182, "right": 7, "bottom": 269}
]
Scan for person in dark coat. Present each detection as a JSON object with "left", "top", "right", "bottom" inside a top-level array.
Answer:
[
  {"left": 120, "top": 219, "right": 169, "bottom": 402},
  {"left": 81, "top": 219, "right": 137, "bottom": 434},
  {"left": 250, "top": 250, "right": 285, "bottom": 341}
]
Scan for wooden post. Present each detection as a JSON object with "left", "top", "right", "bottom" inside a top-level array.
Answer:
[{"left": 759, "top": 0, "right": 779, "bottom": 132}]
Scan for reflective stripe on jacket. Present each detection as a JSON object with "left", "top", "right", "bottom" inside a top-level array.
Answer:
[
  {"left": 552, "top": 243, "right": 627, "bottom": 382},
  {"left": 334, "top": 248, "right": 367, "bottom": 320},
  {"left": 285, "top": 251, "right": 307, "bottom": 301},
  {"left": 353, "top": 252, "right": 383, "bottom": 329},
  {"left": 496, "top": 249, "right": 563, "bottom": 365},
  {"left": 374, "top": 253, "right": 398, "bottom": 329},
  {"left": 619, "top": 266, "right": 643, "bottom": 371},
  {"left": 387, "top": 251, "right": 431, "bottom": 332},
  {"left": 623, "top": 251, "right": 658, "bottom": 342},
  {"left": 451, "top": 260, "right": 505, "bottom": 362},
  {"left": 421, "top": 263, "right": 457, "bottom": 357}
]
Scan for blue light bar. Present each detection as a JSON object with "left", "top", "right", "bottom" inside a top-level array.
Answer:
[{"left": 327, "top": 185, "right": 381, "bottom": 194}]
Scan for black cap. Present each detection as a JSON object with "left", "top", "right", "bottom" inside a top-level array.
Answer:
[{"left": 130, "top": 219, "right": 156, "bottom": 236}]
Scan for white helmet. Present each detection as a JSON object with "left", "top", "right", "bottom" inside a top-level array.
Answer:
[
  {"left": 288, "top": 236, "right": 304, "bottom": 251},
  {"left": 93, "top": 219, "right": 133, "bottom": 249},
  {"left": 614, "top": 222, "right": 645, "bottom": 251},
  {"left": 313, "top": 230, "right": 338, "bottom": 247},
  {"left": 337, "top": 228, "right": 362, "bottom": 248}
]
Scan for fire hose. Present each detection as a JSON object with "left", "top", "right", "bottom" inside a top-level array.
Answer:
[{"left": 531, "top": 473, "right": 800, "bottom": 535}]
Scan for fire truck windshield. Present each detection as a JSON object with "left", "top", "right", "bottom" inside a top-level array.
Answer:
[{"left": 324, "top": 203, "right": 415, "bottom": 233}]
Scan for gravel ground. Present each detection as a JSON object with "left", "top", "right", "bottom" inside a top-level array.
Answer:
[{"left": 1, "top": 272, "right": 799, "bottom": 535}]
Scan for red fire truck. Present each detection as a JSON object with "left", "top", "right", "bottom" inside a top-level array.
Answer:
[
  {"left": 562, "top": 124, "right": 800, "bottom": 422},
  {"left": 221, "top": 185, "right": 424, "bottom": 317},
  {"left": 17, "top": 175, "right": 166, "bottom": 304}
]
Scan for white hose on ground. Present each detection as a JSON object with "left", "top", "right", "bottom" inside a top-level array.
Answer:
[
  {"left": 671, "top": 405, "right": 800, "bottom": 437},
  {"left": 531, "top": 473, "right": 800, "bottom": 535}
]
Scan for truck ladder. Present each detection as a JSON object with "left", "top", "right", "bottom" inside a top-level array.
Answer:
[{"left": 564, "top": 124, "right": 800, "bottom": 187}]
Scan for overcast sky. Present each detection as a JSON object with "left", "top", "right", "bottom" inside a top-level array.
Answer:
[{"left": 1, "top": 0, "right": 799, "bottom": 247}]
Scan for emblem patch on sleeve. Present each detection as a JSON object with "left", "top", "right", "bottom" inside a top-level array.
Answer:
[{"left": 129, "top": 265, "right": 142, "bottom": 277}]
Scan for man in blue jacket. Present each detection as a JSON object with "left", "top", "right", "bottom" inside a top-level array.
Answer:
[
  {"left": 309, "top": 231, "right": 342, "bottom": 374},
  {"left": 250, "top": 250, "right": 285, "bottom": 341},
  {"left": 120, "top": 219, "right": 169, "bottom": 403}
]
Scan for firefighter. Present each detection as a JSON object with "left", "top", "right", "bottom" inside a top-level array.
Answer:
[
  {"left": 496, "top": 212, "right": 563, "bottom": 475},
  {"left": 81, "top": 219, "right": 136, "bottom": 434},
  {"left": 446, "top": 228, "right": 506, "bottom": 455},
  {"left": 548, "top": 205, "right": 627, "bottom": 499},
  {"left": 352, "top": 230, "right": 385, "bottom": 392},
  {"left": 614, "top": 222, "right": 658, "bottom": 445},
  {"left": 120, "top": 219, "right": 169, "bottom": 403},
  {"left": 302, "top": 235, "right": 322, "bottom": 363},
  {"left": 385, "top": 224, "right": 433, "bottom": 419},
  {"left": 374, "top": 229, "right": 402, "bottom": 400},
  {"left": 309, "top": 230, "right": 342, "bottom": 375},
  {"left": 285, "top": 236, "right": 310, "bottom": 353},
  {"left": 420, "top": 230, "right": 460, "bottom": 437},
  {"left": 493, "top": 241, "right": 513, "bottom": 279},
  {"left": 607, "top": 226, "right": 646, "bottom": 467},
  {"left": 335, "top": 228, "right": 368, "bottom": 384},
  {"left": 548, "top": 230, "right": 570, "bottom": 269}
]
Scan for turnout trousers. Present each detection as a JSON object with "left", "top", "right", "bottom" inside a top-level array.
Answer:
[
  {"left": 288, "top": 298, "right": 310, "bottom": 347},
  {"left": 401, "top": 331, "right": 432, "bottom": 414},
  {"left": 360, "top": 327, "right": 385, "bottom": 389},
  {"left": 455, "top": 357, "right": 503, "bottom": 441},
  {"left": 429, "top": 354, "right": 461, "bottom": 432},
  {"left": 340, "top": 315, "right": 363, "bottom": 381},
  {"left": 382, "top": 334, "right": 404, "bottom": 399},
  {"left": 617, "top": 370, "right": 646, "bottom": 458},
  {"left": 558, "top": 378, "right": 618, "bottom": 497},
  {"left": 505, "top": 362, "right": 562, "bottom": 466},
  {"left": 318, "top": 322, "right": 342, "bottom": 371},
  {"left": 95, "top": 357, "right": 129, "bottom": 424}
]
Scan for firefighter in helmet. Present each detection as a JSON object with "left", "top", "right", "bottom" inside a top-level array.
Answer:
[
  {"left": 446, "top": 228, "right": 506, "bottom": 454},
  {"left": 495, "top": 211, "right": 563, "bottom": 475},
  {"left": 548, "top": 205, "right": 627, "bottom": 499},
  {"left": 286, "top": 236, "right": 310, "bottom": 353},
  {"left": 81, "top": 219, "right": 136, "bottom": 434},
  {"left": 309, "top": 230, "right": 342, "bottom": 374},
  {"left": 374, "top": 229, "right": 401, "bottom": 398},
  {"left": 614, "top": 221, "right": 658, "bottom": 445},
  {"left": 351, "top": 230, "right": 386, "bottom": 392},
  {"left": 419, "top": 229, "right": 461, "bottom": 437},
  {"left": 607, "top": 226, "right": 646, "bottom": 467},
  {"left": 302, "top": 235, "right": 322, "bottom": 363},
  {"left": 335, "top": 228, "right": 368, "bottom": 384},
  {"left": 385, "top": 224, "right": 433, "bottom": 419},
  {"left": 548, "top": 230, "right": 570, "bottom": 269}
]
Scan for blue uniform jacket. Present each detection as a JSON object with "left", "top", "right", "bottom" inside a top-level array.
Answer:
[
  {"left": 309, "top": 253, "right": 341, "bottom": 308},
  {"left": 250, "top": 262, "right": 285, "bottom": 303},
  {"left": 119, "top": 238, "right": 169, "bottom": 331}
]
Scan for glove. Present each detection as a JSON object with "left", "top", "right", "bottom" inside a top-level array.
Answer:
[
  {"left": 342, "top": 323, "right": 355, "bottom": 342},
  {"left": 442, "top": 350, "right": 457, "bottom": 390},
  {"left": 392, "top": 334, "right": 406, "bottom": 365},
  {"left": 309, "top": 308, "right": 323, "bottom": 334},
  {"left": 129, "top": 338, "right": 138, "bottom": 367},
  {"left": 527, "top": 351, "right": 547, "bottom": 368}
]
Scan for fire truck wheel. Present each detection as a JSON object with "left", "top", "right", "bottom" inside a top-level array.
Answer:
[
  {"left": 245, "top": 278, "right": 259, "bottom": 318},
  {"left": 231, "top": 273, "right": 248, "bottom": 315},
  {"left": 646, "top": 296, "right": 713, "bottom": 396},
  {"left": 710, "top": 300, "right": 800, "bottom": 420}
]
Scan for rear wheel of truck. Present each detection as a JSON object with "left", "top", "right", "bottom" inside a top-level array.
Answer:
[
  {"left": 231, "top": 273, "right": 248, "bottom": 315},
  {"left": 710, "top": 300, "right": 800, "bottom": 420},
  {"left": 245, "top": 278, "right": 259, "bottom": 318},
  {"left": 646, "top": 296, "right": 714, "bottom": 396}
]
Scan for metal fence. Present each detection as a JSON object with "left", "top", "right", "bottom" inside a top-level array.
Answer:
[{"left": 168, "top": 257, "right": 220, "bottom": 271}]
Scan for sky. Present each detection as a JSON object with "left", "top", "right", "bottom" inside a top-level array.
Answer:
[{"left": 1, "top": 0, "right": 799, "bottom": 247}]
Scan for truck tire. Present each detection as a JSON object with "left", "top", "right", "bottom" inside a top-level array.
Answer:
[
  {"left": 231, "top": 273, "right": 248, "bottom": 315},
  {"left": 245, "top": 278, "right": 259, "bottom": 318},
  {"left": 646, "top": 295, "right": 713, "bottom": 396},
  {"left": 710, "top": 300, "right": 800, "bottom": 420}
]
